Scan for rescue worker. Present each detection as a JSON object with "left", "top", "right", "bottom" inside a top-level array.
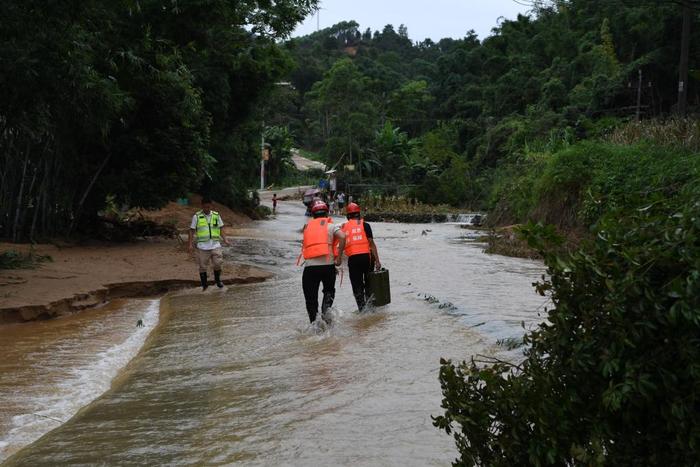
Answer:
[
  {"left": 300, "top": 200, "right": 346, "bottom": 324},
  {"left": 341, "top": 202, "right": 381, "bottom": 311},
  {"left": 188, "top": 198, "right": 230, "bottom": 291}
]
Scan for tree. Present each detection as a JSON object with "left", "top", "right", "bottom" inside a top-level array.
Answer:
[
  {"left": 0, "top": 0, "right": 319, "bottom": 241},
  {"left": 263, "top": 125, "right": 295, "bottom": 183},
  {"left": 305, "top": 58, "right": 378, "bottom": 170},
  {"left": 387, "top": 80, "right": 435, "bottom": 137},
  {"left": 370, "top": 122, "right": 413, "bottom": 180}
]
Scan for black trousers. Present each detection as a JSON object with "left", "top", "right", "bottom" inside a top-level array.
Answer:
[
  {"left": 348, "top": 253, "right": 372, "bottom": 310},
  {"left": 302, "top": 265, "right": 336, "bottom": 322}
]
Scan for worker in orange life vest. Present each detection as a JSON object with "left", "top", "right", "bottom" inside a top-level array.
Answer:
[
  {"left": 341, "top": 202, "right": 381, "bottom": 311},
  {"left": 300, "top": 200, "right": 346, "bottom": 324}
]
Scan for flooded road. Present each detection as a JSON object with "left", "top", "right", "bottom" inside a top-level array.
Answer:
[{"left": 2, "top": 194, "right": 545, "bottom": 465}]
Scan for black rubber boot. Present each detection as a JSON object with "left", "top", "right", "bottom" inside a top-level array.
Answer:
[
  {"left": 214, "top": 270, "right": 224, "bottom": 288},
  {"left": 199, "top": 272, "right": 208, "bottom": 291}
]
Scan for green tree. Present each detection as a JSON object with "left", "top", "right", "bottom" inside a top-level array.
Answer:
[
  {"left": 369, "top": 122, "right": 413, "bottom": 180},
  {"left": 0, "top": 0, "right": 319, "bottom": 241},
  {"left": 305, "top": 58, "right": 378, "bottom": 171},
  {"left": 387, "top": 80, "right": 435, "bottom": 137},
  {"left": 263, "top": 125, "right": 295, "bottom": 183}
]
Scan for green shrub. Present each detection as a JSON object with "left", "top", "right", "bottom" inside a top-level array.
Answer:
[
  {"left": 486, "top": 156, "right": 546, "bottom": 225},
  {"left": 435, "top": 197, "right": 700, "bottom": 465},
  {"left": 490, "top": 141, "right": 700, "bottom": 232},
  {"left": 0, "top": 249, "right": 52, "bottom": 270}
]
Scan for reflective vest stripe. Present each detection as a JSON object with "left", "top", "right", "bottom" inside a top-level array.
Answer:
[
  {"left": 195, "top": 211, "right": 221, "bottom": 243},
  {"left": 342, "top": 219, "right": 370, "bottom": 256}
]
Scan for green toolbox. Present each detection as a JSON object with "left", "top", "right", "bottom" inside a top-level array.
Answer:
[{"left": 367, "top": 268, "right": 391, "bottom": 306}]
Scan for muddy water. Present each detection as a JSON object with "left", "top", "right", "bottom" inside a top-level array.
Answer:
[
  {"left": 0, "top": 299, "right": 159, "bottom": 461},
  {"left": 2, "top": 198, "right": 545, "bottom": 466}
]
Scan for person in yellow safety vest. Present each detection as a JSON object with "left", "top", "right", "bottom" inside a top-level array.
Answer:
[
  {"left": 341, "top": 202, "right": 381, "bottom": 311},
  {"left": 188, "top": 197, "right": 230, "bottom": 291},
  {"left": 301, "top": 200, "right": 346, "bottom": 324}
]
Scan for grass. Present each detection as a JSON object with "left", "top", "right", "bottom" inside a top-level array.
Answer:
[
  {"left": 496, "top": 336, "right": 525, "bottom": 350},
  {"left": 483, "top": 228, "right": 541, "bottom": 260},
  {"left": 360, "top": 194, "right": 462, "bottom": 215},
  {"left": 487, "top": 139, "right": 700, "bottom": 234},
  {"left": 608, "top": 118, "right": 700, "bottom": 151}
]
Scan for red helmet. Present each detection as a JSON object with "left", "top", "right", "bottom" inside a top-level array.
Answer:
[
  {"left": 346, "top": 202, "right": 361, "bottom": 215},
  {"left": 311, "top": 200, "right": 329, "bottom": 214}
]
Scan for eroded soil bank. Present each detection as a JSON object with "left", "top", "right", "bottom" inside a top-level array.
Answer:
[{"left": 0, "top": 237, "right": 271, "bottom": 324}]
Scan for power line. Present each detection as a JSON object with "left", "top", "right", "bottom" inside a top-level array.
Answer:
[{"left": 512, "top": 0, "right": 700, "bottom": 10}]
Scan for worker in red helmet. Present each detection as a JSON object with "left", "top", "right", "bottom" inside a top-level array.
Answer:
[
  {"left": 299, "top": 200, "right": 346, "bottom": 324},
  {"left": 340, "top": 202, "right": 381, "bottom": 311}
]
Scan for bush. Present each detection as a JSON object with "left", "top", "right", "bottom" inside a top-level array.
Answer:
[
  {"left": 0, "top": 249, "right": 52, "bottom": 270},
  {"left": 434, "top": 196, "right": 700, "bottom": 465},
  {"left": 485, "top": 156, "right": 546, "bottom": 226},
  {"left": 489, "top": 141, "right": 700, "bottom": 232}
]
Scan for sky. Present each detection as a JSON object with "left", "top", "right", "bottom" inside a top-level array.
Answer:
[{"left": 292, "top": 0, "right": 532, "bottom": 42}]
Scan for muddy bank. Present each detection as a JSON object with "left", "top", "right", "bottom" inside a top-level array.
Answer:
[
  {"left": 0, "top": 239, "right": 271, "bottom": 325},
  {"left": 0, "top": 275, "right": 268, "bottom": 324}
]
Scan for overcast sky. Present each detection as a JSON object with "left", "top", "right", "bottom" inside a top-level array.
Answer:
[{"left": 292, "top": 0, "right": 532, "bottom": 42}]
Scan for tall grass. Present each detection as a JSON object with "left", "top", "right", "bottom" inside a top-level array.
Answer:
[
  {"left": 360, "top": 193, "right": 460, "bottom": 215},
  {"left": 608, "top": 119, "right": 700, "bottom": 151}
]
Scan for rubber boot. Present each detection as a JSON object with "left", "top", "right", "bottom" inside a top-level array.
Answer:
[
  {"left": 199, "top": 272, "right": 208, "bottom": 291},
  {"left": 214, "top": 270, "right": 224, "bottom": 288}
]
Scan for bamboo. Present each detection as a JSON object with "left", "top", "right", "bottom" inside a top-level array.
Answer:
[
  {"left": 12, "top": 144, "right": 30, "bottom": 242},
  {"left": 69, "top": 151, "right": 111, "bottom": 235}
]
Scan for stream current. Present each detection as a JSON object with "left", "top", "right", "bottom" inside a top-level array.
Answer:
[{"left": 1, "top": 196, "right": 545, "bottom": 466}]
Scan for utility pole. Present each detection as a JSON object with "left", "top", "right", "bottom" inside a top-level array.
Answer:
[
  {"left": 677, "top": 0, "right": 692, "bottom": 117},
  {"left": 636, "top": 68, "right": 643, "bottom": 121}
]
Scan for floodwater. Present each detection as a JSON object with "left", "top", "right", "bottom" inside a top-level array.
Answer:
[{"left": 1, "top": 195, "right": 545, "bottom": 466}]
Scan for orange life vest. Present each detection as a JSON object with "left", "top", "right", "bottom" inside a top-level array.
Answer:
[
  {"left": 341, "top": 219, "right": 371, "bottom": 257},
  {"left": 301, "top": 217, "right": 334, "bottom": 261}
]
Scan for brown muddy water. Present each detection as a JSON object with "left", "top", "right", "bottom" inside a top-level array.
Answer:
[{"left": 1, "top": 198, "right": 545, "bottom": 466}]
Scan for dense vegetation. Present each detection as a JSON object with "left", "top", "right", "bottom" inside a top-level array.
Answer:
[
  {"left": 3, "top": 1, "right": 700, "bottom": 464},
  {"left": 262, "top": 1, "right": 699, "bottom": 464},
  {"left": 435, "top": 185, "right": 700, "bottom": 465},
  {"left": 3, "top": 1, "right": 697, "bottom": 241},
  {"left": 267, "top": 1, "right": 699, "bottom": 214},
  {"left": 1, "top": 0, "right": 317, "bottom": 241}
]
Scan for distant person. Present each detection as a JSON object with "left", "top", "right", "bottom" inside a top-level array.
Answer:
[
  {"left": 341, "top": 202, "right": 381, "bottom": 311},
  {"left": 188, "top": 198, "right": 230, "bottom": 291},
  {"left": 336, "top": 192, "right": 346, "bottom": 212},
  {"left": 328, "top": 198, "right": 335, "bottom": 216},
  {"left": 299, "top": 200, "right": 346, "bottom": 324},
  {"left": 272, "top": 193, "right": 278, "bottom": 214}
]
